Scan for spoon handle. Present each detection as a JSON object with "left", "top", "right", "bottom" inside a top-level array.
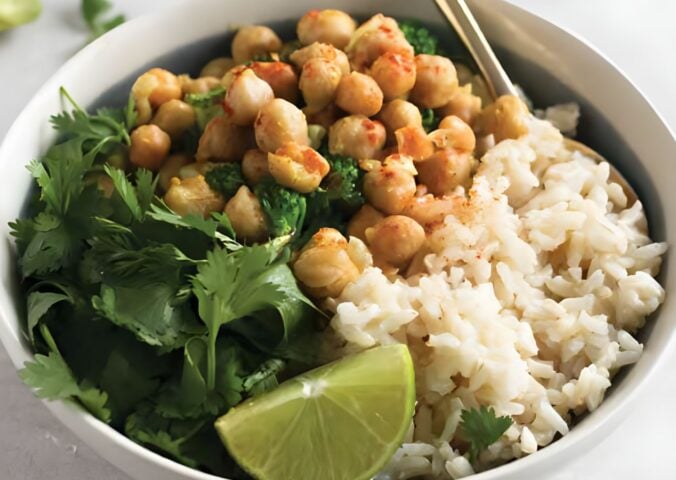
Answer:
[{"left": 434, "top": 0, "right": 518, "bottom": 99}]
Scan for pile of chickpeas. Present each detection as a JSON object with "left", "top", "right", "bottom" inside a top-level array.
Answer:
[{"left": 125, "top": 9, "right": 530, "bottom": 298}]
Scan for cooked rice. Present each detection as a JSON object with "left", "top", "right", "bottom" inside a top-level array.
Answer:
[{"left": 328, "top": 115, "right": 666, "bottom": 478}]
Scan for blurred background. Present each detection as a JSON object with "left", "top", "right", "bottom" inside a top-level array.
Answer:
[{"left": 0, "top": 1, "right": 674, "bottom": 479}]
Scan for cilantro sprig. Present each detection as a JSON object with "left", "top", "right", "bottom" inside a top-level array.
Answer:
[{"left": 459, "top": 406, "right": 513, "bottom": 463}]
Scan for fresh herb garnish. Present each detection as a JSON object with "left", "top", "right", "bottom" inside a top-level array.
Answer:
[
  {"left": 14, "top": 90, "right": 316, "bottom": 476},
  {"left": 81, "top": 0, "right": 125, "bottom": 40},
  {"left": 421, "top": 108, "right": 440, "bottom": 132},
  {"left": 459, "top": 406, "right": 513, "bottom": 463}
]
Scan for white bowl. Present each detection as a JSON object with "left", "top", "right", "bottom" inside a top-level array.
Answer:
[{"left": 0, "top": 0, "right": 674, "bottom": 479}]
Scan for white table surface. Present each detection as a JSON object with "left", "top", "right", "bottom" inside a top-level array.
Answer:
[{"left": 0, "top": 1, "right": 674, "bottom": 479}]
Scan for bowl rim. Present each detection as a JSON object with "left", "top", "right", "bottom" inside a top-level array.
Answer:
[{"left": 0, "top": 1, "right": 674, "bottom": 479}]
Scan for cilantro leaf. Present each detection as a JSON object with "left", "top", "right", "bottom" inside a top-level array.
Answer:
[
  {"left": 192, "top": 244, "right": 314, "bottom": 389},
  {"left": 459, "top": 406, "right": 513, "bottom": 463},
  {"left": 421, "top": 108, "right": 440, "bottom": 132},
  {"left": 104, "top": 166, "right": 155, "bottom": 221},
  {"left": 81, "top": 0, "right": 125, "bottom": 40},
  {"left": 19, "top": 326, "right": 112, "bottom": 422},
  {"left": 147, "top": 202, "right": 240, "bottom": 250},
  {"left": 155, "top": 337, "right": 246, "bottom": 420},
  {"left": 125, "top": 405, "right": 205, "bottom": 468},
  {"left": 92, "top": 282, "right": 201, "bottom": 351},
  {"left": 99, "top": 350, "right": 160, "bottom": 422},
  {"left": 26, "top": 289, "right": 74, "bottom": 343}
]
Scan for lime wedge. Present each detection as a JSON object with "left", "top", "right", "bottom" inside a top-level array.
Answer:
[
  {"left": 0, "top": 0, "right": 42, "bottom": 31},
  {"left": 215, "top": 344, "right": 416, "bottom": 480}
]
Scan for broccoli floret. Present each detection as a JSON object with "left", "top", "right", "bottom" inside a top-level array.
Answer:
[
  {"left": 421, "top": 108, "right": 440, "bottom": 132},
  {"left": 204, "top": 163, "right": 245, "bottom": 198},
  {"left": 254, "top": 178, "right": 307, "bottom": 237},
  {"left": 399, "top": 20, "right": 439, "bottom": 55},
  {"left": 322, "top": 153, "right": 365, "bottom": 209},
  {"left": 184, "top": 86, "right": 225, "bottom": 130}
]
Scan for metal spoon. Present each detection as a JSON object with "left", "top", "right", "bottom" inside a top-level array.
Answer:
[{"left": 434, "top": 0, "right": 637, "bottom": 204}]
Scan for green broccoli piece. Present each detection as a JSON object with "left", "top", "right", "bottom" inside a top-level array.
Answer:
[
  {"left": 421, "top": 108, "right": 440, "bottom": 132},
  {"left": 322, "top": 153, "right": 365, "bottom": 209},
  {"left": 399, "top": 20, "right": 439, "bottom": 55},
  {"left": 204, "top": 163, "right": 245, "bottom": 198},
  {"left": 254, "top": 178, "right": 307, "bottom": 237},
  {"left": 184, "top": 86, "right": 225, "bottom": 130},
  {"left": 290, "top": 150, "right": 365, "bottom": 248}
]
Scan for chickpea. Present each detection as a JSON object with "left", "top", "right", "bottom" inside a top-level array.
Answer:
[
  {"left": 200, "top": 57, "right": 237, "bottom": 79},
  {"left": 476, "top": 95, "right": 529, "bottom": 142},
  {"left": 129, "top": 124, "right": 171, "bottom": 171},
  {"left": 409, "top": 55, "right": 458, "bottom": 109},
  {"left": 369, "top": 52, "right": 416, "bottom": 101},
  {"left": 365, "top": 215, "right": 425, "bottom": 267},
  {"left": 223, "top": 69, "right": 275, "bottom": 126},
  {"left": 299, "top": 58, "right": 343, "bottom": 113},
  {"left": 437, "top": 86, "right": 482, "bottom": 126},
  {"left": 429, "top": 115, "right": 476, "bottom": 153},
  {"left": 96, "top": 175, "right": 115, "bottom": 199},
  {"left": 293, "top": 228, "right": 360, "bottom": 298},
  {"left": 328, "top": 115, "right": 386, "bottom": 160},
  {"left": 402, "top": 194, "right": 460, "bottom": 229},
  {"left": 151, "top": 99, "right": 196, "bottom": 139},
  {"left": 196, "top": 116, "right": 251, "bottom": 163},
  {"left": 268, "top": 143, "right": 330, "bottom": 193},
  {"left": 307, "top": 124, "right": 327, "bottom": 150},
  {"left": 395, "top": 125, "right": 434, "bottom": 161},
  {"left": 250, "top": 61, "right": 300, "bottom": 103},
  {"left": 164, "top": 175, "right": 225, "bottom": 218},
  {"left": 255, "top": 98, "right": 309, "bottom": 153},
  {"left": 289, "top": 42, "right": 350, "bottom": 75},
  {"left": 346, "top": 14, "right": 414, "bottom": 71},
  {"left": 363, "top": 154, "right": 417, "bottom": 215},
  {"left": 231, "top": 25, "right": 282, "bottom": 63},
  {"left": 379, "top": 99, "right": 423, "bottom": 142},
  {"left": 158, "top": 153, "right": 192, "bottom": 191},
  {"left": 347, "top": 204, "right": 385, "bottom": 241},
  {"left": 335, "top": 72, "right": 384, "bottom": 117},
  {"left": 241, "top": 149, "right": 270, "bottom": 184},
  {"left": 297, "top": 9, "right": 357, "bottom": 49},
  {"left": 416, "top": 149, "right": 473, "bottom": 195},
  {"left": 303, "top": 103, "right": 340, "bottom": 130},
  {"left": 179, "top": 75, "right": 222, "bottom": 95},
  {"left": 131, "top": 68, "right": 183, "bottom": 124},
  {"left": 178, "top": 161, "right": 217, "bottom": 179},
  {"left": 224, "top": 185, "right": 268, "bottom": 242}
]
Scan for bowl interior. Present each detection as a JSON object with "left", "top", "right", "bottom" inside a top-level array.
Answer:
[{"left": 0, "top": 1, "right": 673, "bottom": 479}]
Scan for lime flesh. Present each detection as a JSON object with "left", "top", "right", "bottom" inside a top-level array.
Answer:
[{"left": 215, "top": 344, "right": 416, "bottom": 480}]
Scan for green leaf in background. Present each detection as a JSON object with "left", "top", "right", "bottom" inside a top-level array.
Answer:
[
  {"left": 0, "top": 0, "right": 42, "bottom": 32},
  {"left": 81, "top": 0, "right": 125, "bottom": 40}
]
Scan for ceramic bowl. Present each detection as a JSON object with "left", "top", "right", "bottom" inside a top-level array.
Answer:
[{"left": 0, "top": 0, "right": 673, "bottom": 479}]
